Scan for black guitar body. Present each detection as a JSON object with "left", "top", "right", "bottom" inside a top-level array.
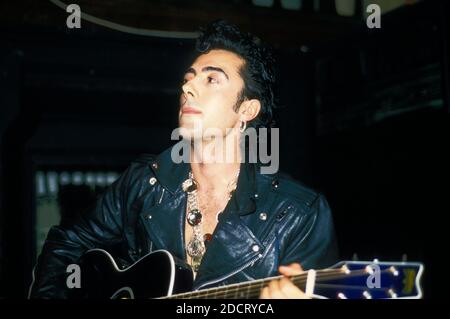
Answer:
[{"left": 77, "top": 249, "right": 193, "bottom": 299}]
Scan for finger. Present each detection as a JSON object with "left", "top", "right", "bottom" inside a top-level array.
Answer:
[
  {"left": 260, "top": 286, "right": 269, "bottom": 299},
  {"left": 292, "top": 263, "right": 304, "bottom": 271},
  {"left": 267, "top": 279, "right": 286, "bottom": 299},
  {"left": 279, "top": 277, "right": 309, "bottom": 299},
  {"left": 268, "top": 278, "right": 280, "bottom": 292},
  {"left": 279, "top": 263, "right": 304, "bottom": 276}
]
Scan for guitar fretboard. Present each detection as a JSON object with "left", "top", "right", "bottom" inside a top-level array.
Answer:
[{"left": 163, "top": 268, "right": 344, "bottom": 299}]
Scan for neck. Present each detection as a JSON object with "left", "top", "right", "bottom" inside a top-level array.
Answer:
[{"left": 189, "top": 130, "right": 241, "bottom": 192}]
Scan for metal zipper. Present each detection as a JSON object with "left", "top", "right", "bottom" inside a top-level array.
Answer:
[
  {"left": 158, "top": 188, "right": 165, "bottom": 204},
  {"left": 195, "top": 253, "right": 263, "bottom": 291}
]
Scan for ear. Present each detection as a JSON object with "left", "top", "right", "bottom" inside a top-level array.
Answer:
[{"left": 239, "top": 99, "right": 261, "bottom": 122}]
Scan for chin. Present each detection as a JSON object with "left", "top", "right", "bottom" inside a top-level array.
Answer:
[
  {"left": 179, "top": 115, "right": 203, "bottom": 130},
  {"left": 178, "top": 124, "right": 202, "bottom": 142}
]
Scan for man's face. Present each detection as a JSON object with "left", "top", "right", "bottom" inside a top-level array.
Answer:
[{"left": 179, "top": 49, "right": 245, "bottom": 138}]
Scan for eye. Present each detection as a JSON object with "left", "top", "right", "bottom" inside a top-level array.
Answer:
[
  {"left": 207, "top": 76, "right": 218, "bottom": 84},
  {"left": 182, "top": 78, "right": 188, "bottom": 85}
]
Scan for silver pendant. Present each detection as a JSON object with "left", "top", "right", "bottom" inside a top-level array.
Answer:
[
  {"left": 186, "top": 235, "right": 206, "bottom": 258},
  {"left": 187, "top": 209, "right": 202, "bottom": 226},
  {"left": 182, "top": 177, "right": 197, "bottom": 193}
]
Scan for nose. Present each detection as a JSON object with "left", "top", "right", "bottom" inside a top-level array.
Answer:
[
  {"left": 180, "top": 93, "right": 187, "bottom": 106},
  {"left": 182, "top": 79, "right": 196, "bottom": 98}
]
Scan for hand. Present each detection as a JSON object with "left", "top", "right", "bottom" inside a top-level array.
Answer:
[{"left": 260, "top": 263, "right": 311, "bottom": 299}]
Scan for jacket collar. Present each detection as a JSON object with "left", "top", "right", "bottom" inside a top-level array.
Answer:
[
  {"left": 228, "top": 157, "right": 258, "bottom": 216},
  {"left": 148, "top": 144, "right": 190, "bottom": 194},
  {"left": 148, "top": 143, "right": 258, "bottom": 216}
]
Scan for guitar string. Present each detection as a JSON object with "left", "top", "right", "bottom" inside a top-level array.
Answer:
[
  {"left": 197, "top": 269, "right": 393, "bottom": 299},
  {"left": 241, "top": 269, "right": 394, "bottom": 299},
  {"left": 233, "top": 269, "right": 394, "bottom": 299},
  {"left": 187, "top": 270, "right": 362, "bottom": 299},
  {"left": 165, "top": 268, "right": 392, "bottom": 299},
  {"left": 166, "top": 269, "right": 358, "bottom": 299},
  {"left": 163, "top": 269, "right": 343, "bottom": 299},
  {"left": 313, "top": 283, "right": 391, "bottom": 290},
  {"left": 182, "top": 283, "right": 393, "bottom": 299}
]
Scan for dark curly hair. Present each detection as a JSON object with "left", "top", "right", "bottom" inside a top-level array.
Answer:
[{"left": 195, "top": 20, "right": 277, "bottom": 130}]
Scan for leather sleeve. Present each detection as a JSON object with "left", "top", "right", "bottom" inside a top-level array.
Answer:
[
  {"left": 28, "top": 164, "right": 137, "bottom": 299},
  {"left": 280, "top": 194, "right": 340, "bottom": 270}
]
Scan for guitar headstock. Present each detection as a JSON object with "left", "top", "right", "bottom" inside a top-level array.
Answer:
[{"left": 313, "top": 260, "right": 424, "bottom": 299}]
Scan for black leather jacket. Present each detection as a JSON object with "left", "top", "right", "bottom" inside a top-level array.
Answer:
[{"left": 29, "top": 145, "right": 339, "bottom": 298}]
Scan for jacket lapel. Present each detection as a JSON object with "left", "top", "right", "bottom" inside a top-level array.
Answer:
[
  {"left": 192, "top": 210, "right": 264, "bottom": 290},
  {"left": 138, "top": 144, "right": 190, "bottom": 260},
  {"left": 139, "top": 189, "right": 187, "bottom": 260}
]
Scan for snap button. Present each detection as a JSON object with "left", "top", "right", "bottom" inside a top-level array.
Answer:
[
  {"left": 271, "top": 179, "right": 279, "bottom": 189},
  {"left": 252, "top": 245, "right": 260, "bottom": 252},
  {"left": 149, "top": 177, "right": 157, "bottom": 185},
  {"left": 254, "top": 193, "right": 259, "bottom": 198},
  {"left": 151, "top": 162, "right": 158, "bottom": 170},
  {"left": 259, "top": 212, "right": 267, "bottom": 221},
  {"left": 147, "top": 214, "right": 152, "bottom": 219}
]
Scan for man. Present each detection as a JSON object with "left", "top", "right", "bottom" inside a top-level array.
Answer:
[{"left": 29, "top": 20, "right": 338, "bottom": 299}]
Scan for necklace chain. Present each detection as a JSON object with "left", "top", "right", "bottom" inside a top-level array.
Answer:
[{"left": 183, "top": 169, "right": 240, "bottom": 272}]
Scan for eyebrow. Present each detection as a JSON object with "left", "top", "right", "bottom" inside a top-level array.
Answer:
[{"left": 185, "top": 66, "right": 229, "bottom": 80}]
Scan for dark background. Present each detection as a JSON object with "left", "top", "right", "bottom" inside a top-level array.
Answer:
[{"left": 0, "top": 0, "right": 448, "bottom": 299}]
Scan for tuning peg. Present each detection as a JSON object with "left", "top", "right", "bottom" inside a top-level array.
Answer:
[
  {"left": 389, "top": 266, "right": 399, "bottom": 276},
  {"left": 365, "top": 265, "right": 375, "bottom": 274},
  {"left": 363, "top": 291, "right": 372, "bottom": 299},
  {"left": 337, "top": 292, "right": 347, "bottom": 299},
  {"left": 352, "top": 253, "right": 359, "bottom": 261},
  {"left": 388, "top": 289, "right": 398, "bottom": 298},
  {"left": 402, "top": 254, "right": 408, "bottom": 262},
  {"left": 341, "top": 264, "right": 351, "bottom": 274}
]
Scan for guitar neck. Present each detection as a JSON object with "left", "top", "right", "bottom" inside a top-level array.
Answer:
[
  {"left": 80, "top": 250, "right": 423, "bottom": 299},
  {"left": 163, "top": 268, "right": 341, "bottom": 299}
]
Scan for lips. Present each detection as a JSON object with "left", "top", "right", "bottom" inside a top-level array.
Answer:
[
  {"left": 181, "top": 106, "right": 202, "bottom": 114},
  {"left": 180, "top": 93, "right": 202, "bottom": 115}
]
